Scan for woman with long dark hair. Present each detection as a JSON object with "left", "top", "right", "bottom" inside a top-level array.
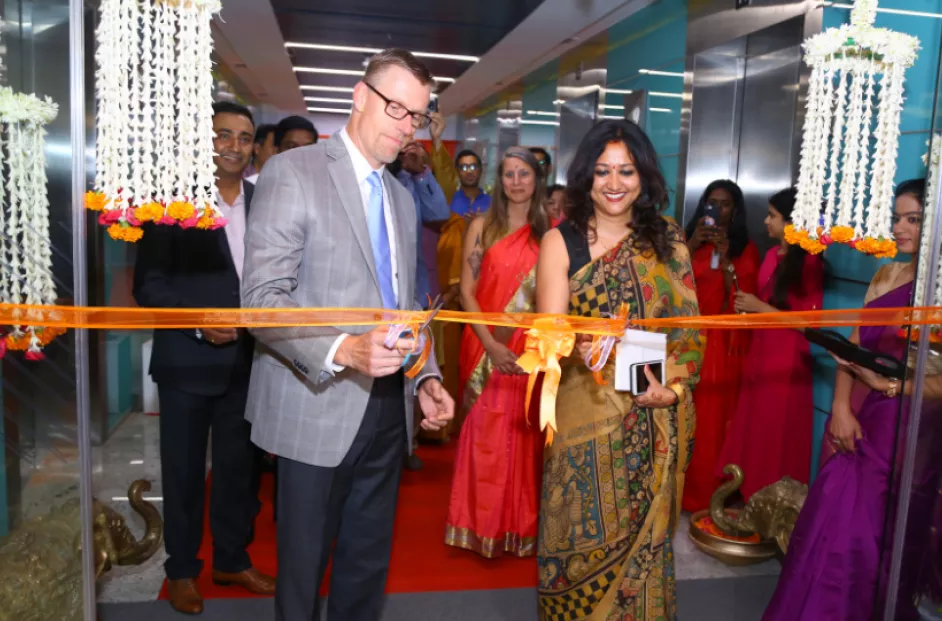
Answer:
[
  {"left": 717, "top": 187, "right": 824, "bottom": 501},
  {"left": 445, "top": 147, "right": 551, "bottom": 558},
  {"left": 763, "top": 179, "right": 941, "bottom": 621},
  {"left": 535, "top": 119, "right": 703, "bottom": 619},
  {"left": 682, "top": 180, "right": 762, "bottom": 512}
]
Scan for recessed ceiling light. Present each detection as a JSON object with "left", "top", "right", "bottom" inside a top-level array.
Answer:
[
  {"left": 605, "top": 88, "right": 634, "bottom": 95},
  {"left": 285, "top": 42, "right": 479, "bottom": 62},
  {"left": 602, "top": 104, "right": 624, "bottom": 110},
  {"left": 293, "top": 66, "right": 455, "bottom": 82},
  {"left": 527, "top": 110, "right": 560, "bottom": 117},
  {"left": 601, "top": 114, "right": 624, "bottom": 120},
  {"left": 650, "top": 107, "right": 674, "bottom": 113},
  {"left": 521, "top": 120, "right": 559, "bottom": 126},
  {"left": 307, "top": 107, "right": 352, "bottom": 115},
  {"left": 639, "top": 69, "right": 685, "bottom": 77},
  {"left": 649, "top": 91, "right": 683, "bottom": 99}
]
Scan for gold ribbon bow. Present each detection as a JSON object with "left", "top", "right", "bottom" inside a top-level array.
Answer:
[{"left": 515, "top": 317, "right": 575, "bottom": 446}]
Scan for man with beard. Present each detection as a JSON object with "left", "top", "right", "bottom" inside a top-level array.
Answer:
[
  {"left": 133, "top": 101, "right": 276, "bottom": 615},
  {"left": 449, "top": 148, "right": 490, "bottom": 216}
]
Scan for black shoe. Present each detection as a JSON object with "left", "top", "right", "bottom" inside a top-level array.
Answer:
[{"left": 404, "top": 453, "right": 424, "bottom": 471}]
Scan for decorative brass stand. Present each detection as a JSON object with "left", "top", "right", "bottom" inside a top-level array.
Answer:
[
  {"left": 688, "top": 464, "right": 808, "bottom": 565},
  {"left": 0, "top": 480, "right": 163, "bottom": 621}
]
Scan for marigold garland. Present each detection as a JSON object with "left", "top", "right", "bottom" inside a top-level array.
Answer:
[{"left": 90, "top": 0, "right": 224, "bottom": 241}]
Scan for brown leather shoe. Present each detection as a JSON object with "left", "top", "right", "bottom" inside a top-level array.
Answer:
[
  {"left": 211, "top": 567, "right": 276, "bottom": 595},
  {"left": 167, "top": 578, "right": 203, "bottom": 615}
]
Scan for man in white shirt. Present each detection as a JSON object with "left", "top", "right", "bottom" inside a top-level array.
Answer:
[
  {"left": 241, "top": 50, "right": 455, "bottom": 621},
  {"left": 134, "top": 101, "right": 275, "bottom": 615}
]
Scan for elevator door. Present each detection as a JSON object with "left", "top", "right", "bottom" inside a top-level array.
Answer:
[{"left": 683, "top": 16, "right": 805, "bottom": 254}]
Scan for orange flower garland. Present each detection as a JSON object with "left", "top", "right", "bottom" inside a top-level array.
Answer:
[{"left": 786, "top": 225, "right": 898, "bottom": 259}]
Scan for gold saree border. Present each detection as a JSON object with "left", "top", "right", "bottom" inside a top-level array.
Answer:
[{"left": 444, "top": 524, "right": 537, "bottom": 558}]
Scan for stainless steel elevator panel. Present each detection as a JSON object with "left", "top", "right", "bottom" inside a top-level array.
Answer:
[
  {"left": 737, "top": 21, "right": 803, "bottom": 253},
  {"left": 557, "top": 91, "right": 599, "bottom": 186},
  {"left": 682, "top": 38, "right": 747, "bottom": 227}
]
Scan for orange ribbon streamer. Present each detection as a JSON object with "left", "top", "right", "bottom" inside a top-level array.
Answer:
[
  {"left": 1, "top": 303, "right": 939, "bottom": 332},
  {"left": 515, "top": 318, "right": 576, "bottom": 447}
]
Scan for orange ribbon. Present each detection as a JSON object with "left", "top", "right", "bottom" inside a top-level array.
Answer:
[
  {"left": 1, "top": 303, "right": 939, "bottom": 332},
  {"left": 515, "top": 317, "right": 576, "bottom": 447}
]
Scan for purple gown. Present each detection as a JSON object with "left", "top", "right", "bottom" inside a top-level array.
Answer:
[{"left": 763, "top": 283, "right": 916, "bottom": 621}]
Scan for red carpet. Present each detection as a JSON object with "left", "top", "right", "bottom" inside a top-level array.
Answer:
[{"left": 158, "top": 442, "right": 538, "bottom": 600}]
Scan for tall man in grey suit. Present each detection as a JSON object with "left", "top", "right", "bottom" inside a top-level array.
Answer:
[{"left": 241, "top": 49, "right": 455, "bottom": 621}]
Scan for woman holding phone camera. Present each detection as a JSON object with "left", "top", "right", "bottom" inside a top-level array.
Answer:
[
  {"left": 681, "top": 180, "right": 761, "bottom": 512},
  {"left": 717, "top": 187, "right": 823, "bottom": 502},
  {"left": 535, "top": 120, "right": 703, "bottom": 620}
]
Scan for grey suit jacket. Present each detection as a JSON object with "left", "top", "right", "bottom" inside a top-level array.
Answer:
[{"left": 241, "top": 133, "right": 440, "bottom": 467}]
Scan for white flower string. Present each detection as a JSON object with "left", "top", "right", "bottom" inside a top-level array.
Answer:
[
  {"left": 915, "top": 136, "right": 941, "bottom": 311},
  {"left": 87, "top": 0, "right": 224, "bottom": 241},
  {"left": 788, "top": 0, "right": 920, "bottom": 257},
  {"left": 0, "top": 86, "right": 61, "bottom": 359}
]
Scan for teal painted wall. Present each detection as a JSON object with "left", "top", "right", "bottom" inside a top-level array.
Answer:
[
  {"left": 810, "top": 1, "right": 942, "bottom": 475},
  {"left": 521, "top": 64, "right": 561, "bottom": 184},
  {"left": 104, "top": 236, "right": 137, "bottom": 431},
  {"left": 605, "top": 0, "right": 687, "bottom": 215}
]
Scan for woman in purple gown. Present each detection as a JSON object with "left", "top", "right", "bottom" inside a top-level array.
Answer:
[{"left": 763, "top": 180, "right": 932, "bottom": 621}]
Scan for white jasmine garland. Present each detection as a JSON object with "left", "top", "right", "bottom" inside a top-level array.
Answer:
[
  {"left": 0, "top": 86, "right": 60, "bottom": 356},
  {"left": 916, "top": 136, "right": 941, "bottom": 309},
  {"left": 793, "top": 0, "right": 919, "bottom": 257},
  {"left": 90, "top": 0, "right": 224, "bottom": 238}
]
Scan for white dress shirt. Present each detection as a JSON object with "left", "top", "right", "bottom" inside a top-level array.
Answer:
[
  {"left": 325, "top": 127, "right": 401, "bottom": 371},
  {"left": 218, "top": 182, "right": 247, "bottom": 280},
  {"left": 245, "top": 173, "right": 259, "bottom": 184}
]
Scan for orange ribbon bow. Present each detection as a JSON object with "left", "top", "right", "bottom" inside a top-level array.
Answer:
[{"left": 515, "top": 317, "right": 576, "bottom": 447}]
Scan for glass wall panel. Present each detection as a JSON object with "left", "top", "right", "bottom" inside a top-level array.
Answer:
[{"left": 0, "top": 0, "right": 92, "bottom": 619}]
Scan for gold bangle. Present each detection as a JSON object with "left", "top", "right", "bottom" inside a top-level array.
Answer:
[
  {"left": 885, "top": 378, "right": 900, "bottom": 398},
  {"left": 668, "top": 383, "right": 685, "bottom": 404}
]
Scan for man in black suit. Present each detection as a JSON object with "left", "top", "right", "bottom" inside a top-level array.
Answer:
[{"left": 133, "top": 101, "right": 276, "bottom": 615}]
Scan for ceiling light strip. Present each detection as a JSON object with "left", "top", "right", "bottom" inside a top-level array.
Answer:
[
  {"left": 639, "top": 69, "right": 685, "bottom": 77},
  {"left": 300, "top": 85, "right": 355, "bottom": 93},
  {"left": 307, "top": 107, "right": 352, "bottom": 115},
  {"left": 285, "top": 42, "right": 479, "bottom": 62},
  {"left": 304, "top": 96, "right": 352, "bottom": 104},
  {"left": 293, "top": 66, "right": 455, "bottom": 82},
  {"left": 824, "top": 2, "right": 942, "bottom": 18}
]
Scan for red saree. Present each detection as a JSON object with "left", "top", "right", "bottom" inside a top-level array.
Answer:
[
  {"left": 682, "top": 242, "right": 761, "bottom": 512},
  {"left": 445, "top": 224, "right": 543, "bottom": 558}
]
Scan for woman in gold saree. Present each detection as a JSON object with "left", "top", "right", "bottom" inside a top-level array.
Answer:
[{"left": 535, "top": 120, "right": 703, "bottom": 619}]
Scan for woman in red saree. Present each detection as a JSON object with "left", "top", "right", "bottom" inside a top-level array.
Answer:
[
  {"left": 681, "top": 180, "right": 761, "bottom": 512},
  {"left": 445, "top": 147, "right": 550, "bottom": 558}
]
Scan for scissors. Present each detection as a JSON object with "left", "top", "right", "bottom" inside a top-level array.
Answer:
[{"left": 383, "top": 294, "right": 445, "bottom": 354}]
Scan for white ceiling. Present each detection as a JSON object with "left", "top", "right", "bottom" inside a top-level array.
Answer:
[{"left": 211, "top": 0, "right": 657, "bottom": 116}]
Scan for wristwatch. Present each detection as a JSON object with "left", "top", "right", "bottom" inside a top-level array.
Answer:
[{"left": 725, "top": 263, "right": 735, "bottom": 274}]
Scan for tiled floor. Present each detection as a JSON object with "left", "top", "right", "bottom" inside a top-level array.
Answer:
[{"left": 18, "top": 412, "right": 781, "bottom": 605}]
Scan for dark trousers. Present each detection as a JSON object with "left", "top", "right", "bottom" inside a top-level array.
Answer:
[
  {"left": 275, "top": 373, "right": 407, "bottom": 621},
  {"left": 157, "top": 383, "right": 257, "bottom": 580}
]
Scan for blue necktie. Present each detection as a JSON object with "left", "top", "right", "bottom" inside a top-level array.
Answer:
[{"left": 366, "top": 171, "right": 396, "bottom": 309}]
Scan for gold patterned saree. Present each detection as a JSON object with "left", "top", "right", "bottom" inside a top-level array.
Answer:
[{"left": 538, "top": 220, "right": 703, "bottom": 620}]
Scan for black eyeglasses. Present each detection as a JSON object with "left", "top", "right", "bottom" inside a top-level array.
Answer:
[{"left": 364, "top": 82, "right": 432, "bottom": 130}]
